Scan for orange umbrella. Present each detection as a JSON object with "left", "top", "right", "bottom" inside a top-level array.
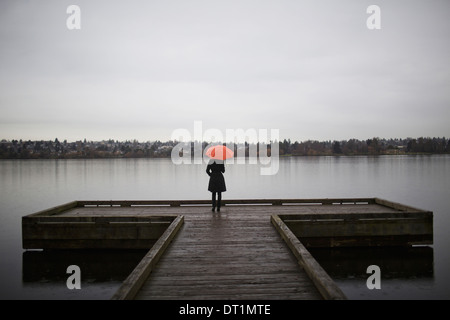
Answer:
[{"left": 205, "top": 145, "right": 234, "bottom": 160}]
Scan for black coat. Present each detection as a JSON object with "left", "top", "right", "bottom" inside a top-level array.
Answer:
[{"left": 206, "top": 160, "right": 226, "bottom": 192}]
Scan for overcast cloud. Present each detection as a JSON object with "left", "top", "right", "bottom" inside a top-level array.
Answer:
[{"left": 0, "top": 0, "right": 449, "bottom": 142}]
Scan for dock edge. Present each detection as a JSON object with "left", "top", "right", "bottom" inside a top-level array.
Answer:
[
  {"left": 111, "top": 215, "right": 184, "bottom": 300},
  {"left": 271, "top": 214, "right": 347, "bottom": 300}
]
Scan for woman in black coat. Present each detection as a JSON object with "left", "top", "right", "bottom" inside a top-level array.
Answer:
[{"left": 206, "top": 159, "right": 226, "bottom": 212}]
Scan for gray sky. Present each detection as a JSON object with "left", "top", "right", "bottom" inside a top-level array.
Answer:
[{"left": 1, "top": 0, "right": 449, "bottom": 142}]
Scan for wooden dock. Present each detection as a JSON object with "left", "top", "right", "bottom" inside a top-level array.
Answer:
[
  {"left": 22, "top": 198, "right": 433, "bottom": 300},
  {"left": 131, "top": 205, "right": 324, "bottom": 300}
]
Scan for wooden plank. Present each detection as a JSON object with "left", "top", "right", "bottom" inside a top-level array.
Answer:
[
  {"left": 374, "top": 197, "right": 431, "bottom": 212},
  {"left": 140, "top": 285, "right": 317, "bottom": 298},
  {"left": 299, "top": 235, "right": 434, "bottom": 248},
  {"left": 23, "top": 216, "right": 173, "bottom": 224},
  {"left": 22, "top": 214, "right": 177, "bottom": 249},
  {"left": 76, "top": 198, "right": 377, "bottom": 207},
  {"left": 279, "top": 208, "right": 433, "bottom": 247},
  {"left": 78, "top": 200, "right": 210, "bottom": 207},
  {"left": 22, "top": 222, "right": 169, "bottom": 240},
  {"left": 22, "top": 201, "right": 79, "bottom": 218},
  {"left": 285, "top": 218, "right": 433, "bottom": 238},
  {"left": 21, "top": 198, "right": 424, "bottom": 218},
  {"left": 111, "top": 215, "right": 184, "bottom": 300},
  {"left": 52, "top": 202, "right": 395, "bottom": 219},
  {"left": 224, "top": 198, "right": 376, "bottom": 205},
  {"left": 279, "top": 211, "right": 432, "bottom": 221},
  {"left": 145, "top": 273, "right": 310, "bottom": 285},
  {"left": 134, "top": 205, "right": 323, "bottom": 300},
  {"left": 22, "top": 239, "right": 158, "bottom": 249},
  {"left": 139, "top": 293, "right": 313, "bottom": 300},
  {"left": 270, "top": 214, "right": 347, "bottom": 300}
]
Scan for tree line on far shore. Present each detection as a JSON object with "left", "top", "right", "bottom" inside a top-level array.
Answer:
[
  {"left": 0, "top": 137, "right": 449, "bottom": 159},
  {"left": 279, "top": 137, "right": 450, "bottom": 156}
]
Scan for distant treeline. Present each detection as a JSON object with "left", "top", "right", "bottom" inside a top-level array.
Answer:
[
  {"left": 0, "top": 137, "right": 449, "bottom": 159},
  {"left": 279, "top": 137, "right": 450, "bottom": 156}
]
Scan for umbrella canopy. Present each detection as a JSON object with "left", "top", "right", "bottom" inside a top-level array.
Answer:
[{"left": 205, "top": 145, "right": 234, "bottom": 160}]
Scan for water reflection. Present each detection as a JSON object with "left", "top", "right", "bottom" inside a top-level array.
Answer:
[
  {"left": 309, "top": 246, "right": 434, "bottom": 280},
  {"left": 22, "top": 249, "right": 147, "bottom": 299},
  {"left": 309, "top": 246, "right": 434, "bottom": 299}
]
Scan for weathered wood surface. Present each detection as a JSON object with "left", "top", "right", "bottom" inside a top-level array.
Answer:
[
  {"left": 285, "top": 218, "right": 432, "bottom": 237},
  {"left": 112, "top": 215, "right": 184, "bottom": 300},
  {"left": 279, "top": 209, "right": 433, "bottom": 247},
  {"left": 271, "top": 215, "right": 347, "bottom": 300},
  {"left": 132, "top": 207, "right": 323, "bottom": 300},
  {"left": 75, "top": 198, "right": 376, "bottom": 207},
  {"left": 54, "top": 199, "right": 406, "bottom": 217},
  {"left": 22, "top": 214, "right": 177, "bottom": 249}
]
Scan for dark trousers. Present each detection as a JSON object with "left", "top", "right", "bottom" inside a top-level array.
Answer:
[{"left": 212, "top": 192, "right": 222, "bottom": 209}]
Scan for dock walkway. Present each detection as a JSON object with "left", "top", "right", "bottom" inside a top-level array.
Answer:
[{"left": 134, "top": 205, "right": 322, "bottom": 300}]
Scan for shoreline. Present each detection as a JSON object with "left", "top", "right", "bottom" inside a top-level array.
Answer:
[{"left": 1, "top": 152, "right": 449, "bottom": 160}]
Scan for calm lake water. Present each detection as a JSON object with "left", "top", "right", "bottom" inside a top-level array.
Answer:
[{"left": 0, "top": 155, "right": 449, "bottom": 299}]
